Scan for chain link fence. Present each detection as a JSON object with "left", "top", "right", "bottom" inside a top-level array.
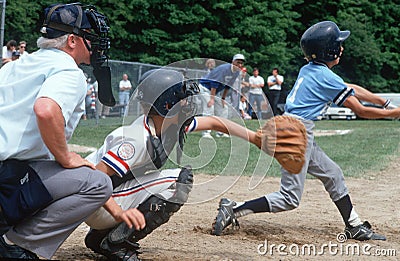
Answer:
[{"left": 80, "top": 59, "right": 208, "bottom": 125}]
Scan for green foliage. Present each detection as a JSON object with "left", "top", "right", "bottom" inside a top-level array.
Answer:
[{"left": 2, "top": 0, "right": 398, "bottom": 91}]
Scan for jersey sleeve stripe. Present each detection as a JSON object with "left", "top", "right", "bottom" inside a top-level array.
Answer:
[
  {"left": 102, "top": 151, "right": 130, "bottom": 177},
  {"left": 333, "top": 87, "right": 354, "bottom": 106},
  {"left": 112, "top": 178, "right": 177, "bottom": 197},
  {"left": 185, "top": 118, "right": 197, "bottom": 133}
]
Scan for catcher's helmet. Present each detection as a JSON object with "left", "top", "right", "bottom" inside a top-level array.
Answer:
[
  {"left": 137, "top": 69, "right": 200, "bottom": 118},
  {"left": 300, "top": 21, "right": 350, "bottom": 63}
]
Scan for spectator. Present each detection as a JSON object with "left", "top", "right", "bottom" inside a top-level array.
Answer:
[
  {"left": 198, "top": 54, "right": 245, "bottom": 138},
  {"left": 11, "top": 51, "right": 20, "bottom": 61},
  {"left": 247, "top": 68, "right": 265, "bottom": 119},
  {"left": 204, "top": 58, "right": 216, "bottom": 75},
  {"left": 266, "top": 68, "right": 284, "bottom": 115},
  {"left": 240, "top": 67, "right": 250, "bottom": 96},
  {"left": 119, "top": 73, "right": 132, "bottom": 116},
  {"left": 93, "top": 79, "right": 110, "bottom": 119},
  {"left": 229, "top": 67, "right": 245, "bottom": 112},
  {"left": 2, "top": 40, "right": 17, "bottom": 65},
  {"left": 83, "top": 77, "right": 96, "bottom": 120},
  {"left": 239, "top": 95, "right": 252, "bottom": 120},
  {"left": 18, "top": 41, "right": 29, "bottom": 56}
]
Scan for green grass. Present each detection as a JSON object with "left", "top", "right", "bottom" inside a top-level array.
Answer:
[{"left": 70, "top": 118, "right": 400, "bottom": 178}]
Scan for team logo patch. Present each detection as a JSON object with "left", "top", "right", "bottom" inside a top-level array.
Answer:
[{"left": 117, "top": 142, "right": 135, "bottom": 161}]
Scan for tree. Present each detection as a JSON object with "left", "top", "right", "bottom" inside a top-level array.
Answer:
[{"left": 2, "top": 0, "right": 398, "bottom": 92}]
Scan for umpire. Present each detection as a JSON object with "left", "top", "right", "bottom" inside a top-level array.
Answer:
[{"left": 0, "top": 3, "right": 113, "bottom": 259}]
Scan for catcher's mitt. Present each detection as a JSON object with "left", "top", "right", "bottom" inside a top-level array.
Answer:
[{"left": 255, "top": 115, "right": 307, "bottom": 174}]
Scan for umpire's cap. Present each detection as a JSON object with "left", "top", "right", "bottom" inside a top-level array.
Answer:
[{"left": 40, "top": 3, "right": 92, "bottom": 39}]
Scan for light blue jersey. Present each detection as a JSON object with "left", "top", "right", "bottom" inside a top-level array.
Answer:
[
  {"left": 285, "top": 62, "right": 354, "bottom": 120},
  {"left": 0, "top": 48, "right": 86, "bottom": 160},
  {"left": 199, "top": 63, "right": 240, "bottom": 94}
]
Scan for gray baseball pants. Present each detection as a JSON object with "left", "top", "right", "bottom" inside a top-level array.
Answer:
[
  {"left": 266, "top": 117, "right": 349, "bottom": 212},
  {"left": 5, "top": 160, "right": 112, "bottom": 259}
]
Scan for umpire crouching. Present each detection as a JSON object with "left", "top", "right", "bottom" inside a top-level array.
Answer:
[{"left": 0, "top": 3, "right": 113, "bottom": 259}]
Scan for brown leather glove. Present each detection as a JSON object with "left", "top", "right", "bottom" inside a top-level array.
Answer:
[{"left": 257, "top": 115, "right": 307, "bottom": 174}]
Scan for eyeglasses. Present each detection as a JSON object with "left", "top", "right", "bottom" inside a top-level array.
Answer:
[{"left": 20, "top": 46, "right": 26, "bottom": 49}]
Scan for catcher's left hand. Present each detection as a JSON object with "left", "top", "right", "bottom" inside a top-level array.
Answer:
[{"left": 255, "top": 115, "right": 307, "bottom": 174}]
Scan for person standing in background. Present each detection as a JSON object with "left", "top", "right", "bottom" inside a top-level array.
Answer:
[
  {"left": 266, "top": 68, "right": 284, "bottom": 115},
  {"left": 198, "top": 54, "right": 245, "bottom": 138},
  {"left": 204, "top": 58, "right": 216, "bottom": 75},
  {"left": 247, "top": 68, "right": 265, "bottom": 119},
  {"left": 119, "top": 73, "right": 132, "bottom": 116}
]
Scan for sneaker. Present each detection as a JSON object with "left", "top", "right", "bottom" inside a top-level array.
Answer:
[
  {"left": 216, "top": 132, "right": 230, "bottom": 138},
  {"left": 211, "top": 198, "right": 239, "bottom": 236},
  {"left": 202, "top": 132, "right": 213, "bottom": 139},
  {"left": 0, "top": 235, "right": 38, "bottom": 259},
  {"left": 344, "top": 221, "right": 386, "bottom": 241}
]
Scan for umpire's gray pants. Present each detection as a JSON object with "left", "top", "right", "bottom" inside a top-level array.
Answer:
[
  {"left": 266, "top": 116, "right": 349, "bottom": 212},
  {"left": 6, "top": 160, "right": 112, "bottom": 259}
]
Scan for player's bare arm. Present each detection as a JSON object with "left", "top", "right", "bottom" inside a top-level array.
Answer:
[
  {"left": 344, "top": 95, "right": 400, "bottom": 119},
  {"left": 95, "top": 161, "right": 146, "bottom": 229},
  {"left": 207, "top": 88, "right": 217, "bottom": 107},
  {"left": 102, "top": 197, "right": 145, "bottom": 230},
  {"left": 346, "top": 83, "right": 387, "bottom": 106},
  {"left": 195, "top": 116, "right": 259, "bottom": 146},
  {"left": 34, "top": 97, "right": 95, "bottom": 169}
]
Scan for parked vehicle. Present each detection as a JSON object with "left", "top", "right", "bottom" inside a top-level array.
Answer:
[
  {"left": 322, "top": 104, "right": 356, "bottom": 120},
  {"left": 358, "top": 93, "right": 400, "bottom": 120}
]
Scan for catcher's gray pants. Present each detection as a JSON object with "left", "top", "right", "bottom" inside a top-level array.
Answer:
[
  {"left": 266, "top": 116, "right": 349, "bottom": 212},
  {"left": 6, "top": 160, "right": 112, "bottom": 259}
]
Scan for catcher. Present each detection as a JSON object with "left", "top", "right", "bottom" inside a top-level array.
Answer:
[
  {"left": 84, "top": 68, "right": 268, "bottom": 260},
  {"left": 212, "top": 21, "right": 400, "bottom": 241}
]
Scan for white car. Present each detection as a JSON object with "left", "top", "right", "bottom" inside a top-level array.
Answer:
[
  {"left": 322, "top": 93, "right": 400, "bottom": 120},
  {"left": 322, "top": 105, "right": 356, "bottom": 120},
  {"left": 359, "top": 93, "right": 400, "bottom": 120}
]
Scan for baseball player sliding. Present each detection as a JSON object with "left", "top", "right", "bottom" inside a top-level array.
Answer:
[
  {"left": 83, "top": 68, "right": 264, "bottom": 260},
  {"left": 212, "top": 21, "right": 400, "bottom": 241}
]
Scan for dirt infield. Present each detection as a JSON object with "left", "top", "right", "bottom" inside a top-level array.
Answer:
[{"left": 55, "top": 156, "right": 400, "bottom": 260}]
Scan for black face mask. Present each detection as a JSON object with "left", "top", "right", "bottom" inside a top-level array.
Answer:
[{"left": 85, "top": 5, "right": 115, "bottom": 106}]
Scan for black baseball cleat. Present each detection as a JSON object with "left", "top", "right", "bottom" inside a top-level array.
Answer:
[
  {"left": 0, "top": 235, "right": 39, "bottom": 259},
  {"left": 344, "top": 221, "right": 386, "bottom": 241},
  {"left": 211, "top": 198, "right": 239, "bottom": 236},
  {"left": 85, "top": 228, "right": 111, "bottom": 254},
  {"left": 86, "top": 228, "right": 141, "bottom": 261},
  {"left": 100, "top": 239, "right": 141, "bottom": 261}
]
